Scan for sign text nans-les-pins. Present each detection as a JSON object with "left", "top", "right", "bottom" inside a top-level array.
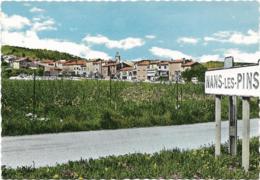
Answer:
[{"left": 205, "top": 64, "right": 260, "bottom": 97}]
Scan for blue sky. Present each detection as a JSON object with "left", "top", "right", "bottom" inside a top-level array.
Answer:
[{"left": 2, "top": 1, "right": 259, "bottom": 62}]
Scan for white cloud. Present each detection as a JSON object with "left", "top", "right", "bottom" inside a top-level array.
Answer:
[
  {"left": 2, "top": 30, "right": 111, "bottom": 60},
  {"left": 197, "top": 49, "right": 260, "bottom": 63},
  {"left": 83, "top": 34, "right": 145, "bottom": 50},
  {"left": 1, "top": 12, "right": 31, "bottom": 31},
  {"left": 224, "top": 49, "right": 260, "bottom": 63},
  {"left": 32, "top": 17, "right": 42, "bottom": 22},
  {"left": 31, "top": 18, "right": 57, "bottom": 32},
  {"left": 145, "top": 35, "right": 156, "bottom": 39},
  {"left": 204, "top": 29, "right": 259, "bottom": 45},
  {"left": 23, "top": 3, "right": 31, "bottom": 7},
  {"left": 149, "top": 47, "right": 192, "bottom": 59},
  {"left": 1, "top": 12, "right": 111, "bottom": 60},
  {"left": 197, "top": 54, "right": 221, "bottom": 63},
  {"left": 177, "top": 37, "right": 199, "bottom": 45},
  {"left": 30, "top": 7, "right": 45, "bottom": 13}
]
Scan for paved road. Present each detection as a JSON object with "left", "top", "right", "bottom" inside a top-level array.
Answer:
[{"left": 2, "top": 119, "right": 259, "bottom": 168}]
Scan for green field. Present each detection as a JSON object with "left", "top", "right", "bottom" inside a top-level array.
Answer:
[
  {"left": 2, "top": 80, "right": 259, "bottom": 136},
  {"left": 2, "top": 137, "right": 259, "bottom": 179}
]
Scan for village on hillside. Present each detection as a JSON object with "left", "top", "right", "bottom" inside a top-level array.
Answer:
[{"left": 2, "top": 52, "right": 201, "bottom": 83}]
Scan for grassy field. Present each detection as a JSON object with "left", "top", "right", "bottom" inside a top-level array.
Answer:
[
  {"left": 2, "top": 137, "right": 259, "bottom": 179},
  {"left": 2, "top": 79, "right": 259, "bottom": 136}
]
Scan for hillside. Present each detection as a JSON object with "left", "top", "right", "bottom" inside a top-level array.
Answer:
[
  {"left": 202, "top": 61, "right": 224, "bottom": 69},
  {"left": 202, "top": 60, "right": 256, "bottom": 69},
  {"left": 1, "top": 45, "right": 85, "bottom": 61}
]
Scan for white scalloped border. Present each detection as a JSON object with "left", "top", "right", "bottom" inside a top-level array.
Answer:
[{"left": 1, "top": 0, "right": 259, "bottom": 2}]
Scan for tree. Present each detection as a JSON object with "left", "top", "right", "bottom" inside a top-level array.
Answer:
[{"left": 182, "top": 64, "right": 207, "bottom": 82}]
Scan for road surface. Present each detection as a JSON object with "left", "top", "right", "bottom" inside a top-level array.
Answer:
[{"left": 2, "top": 119, "right": 259, "bottom": 168}]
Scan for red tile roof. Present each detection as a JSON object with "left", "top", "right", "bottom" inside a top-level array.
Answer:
[
  {"left": 103, "top": 63, "right": 117, "bottom": 67},
  {"left": 136, "top": 60, "right": 150, "bottom": 66},
  {"left": 64, "top": 60, "right": 86, "bottom": 66},
  {"left": 182, "top": 61, "right": 198, "bottom": 67},
  {"left": 158, "top": 61, "right": 169, "bottom": 65},
  {"left": 150, "top": 61, "right": 159, "bottom": 64}
]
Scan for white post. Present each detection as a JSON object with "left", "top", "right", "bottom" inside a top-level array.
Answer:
[
  {"left": 229, "top": 96, "right": 237, "bottom": 156},
  {"left": 242, "top": 97, "right": 250, "bottom": 172},
  {"left": 215, "top": 95, "right": 221, "bottom": 157}
]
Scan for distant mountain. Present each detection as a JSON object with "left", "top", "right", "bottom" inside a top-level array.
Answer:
[{"left": 1, "top": 45, "right": 85, "bottom": 61}]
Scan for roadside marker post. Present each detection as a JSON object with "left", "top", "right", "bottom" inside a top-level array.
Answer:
[{"left": 205, "top": 59, "right": 260, "bottom": 171}]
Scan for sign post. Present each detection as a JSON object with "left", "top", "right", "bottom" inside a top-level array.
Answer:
[
  {"left": 228, "top": 95, "right": 237, "bottom": 155},
  {"left": 205, "top": 62, "right": 260, "bottom": 171},
  {"left": 215, "top": 95, "right": 221, "bottom": 157},
  {"left": 242, "top": 96, "right": 250, "bottom": 172},
  {"left": 224, "top": 56, "right": 237, "bottom": 156}
]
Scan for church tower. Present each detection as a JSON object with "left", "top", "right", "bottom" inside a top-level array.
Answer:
[{"left": 115, "top": 52, "right": 121, "bottom": 63}]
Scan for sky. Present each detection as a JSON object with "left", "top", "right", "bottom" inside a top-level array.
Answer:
[{"left": 1, "top": 1, "right": 259, "bottom": 63}]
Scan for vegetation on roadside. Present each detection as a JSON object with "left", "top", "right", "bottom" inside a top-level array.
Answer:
[
  {"left": 2, "top": 80, "right": 259, "bottom": 136},
  {"left": 2, "top": 137, "right": 259, "bottom": 179}
]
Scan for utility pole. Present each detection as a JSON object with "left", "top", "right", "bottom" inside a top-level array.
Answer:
[
  {"left": 33, "top": 68, "right": 36, "bottom": 121},
  {"left": 109, "top": 67, "right": 112, "bottom": 107},
  {"left": 175, "top": 71, "right": 180, "bottom": 109}
]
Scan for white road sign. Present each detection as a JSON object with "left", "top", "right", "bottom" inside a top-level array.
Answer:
[{"left": 205, "top": 64, "right": 260, "bottom": 97}]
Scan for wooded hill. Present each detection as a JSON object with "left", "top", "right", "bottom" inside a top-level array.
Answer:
[{"left": 2, "top": 45, "right": 85, "bottom": 61}]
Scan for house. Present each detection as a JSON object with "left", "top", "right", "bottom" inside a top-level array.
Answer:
[
  {"left": 168, "top": 59, "right": 199, "bottom": 81},
  {"left": 181, "top": 61, "right": 199, "bottom": 71},
  {"left": 93, "top": 60, "right": 103, "bottom": 78},
  {"left": 147, "top": 61, "right": 159, "bottom": 81},
  {"left": 101, "top": 52, "right": 131, "bottom": 79},
  {"left": 2, "top": 55, "right": 16, "bottom": 65},
  {"left": 12, "top": 57, "right": 33, "bottom": 69},
  {"left": 55, "top": 60, "right": 67, "bottom": 69},
  {"left": 44, "top": 67, "right": 62, "bottom": 76},
  {"left": 38, "top": 60, "right": 56, "bottom": 76},
  {"left": 157, "top": 61, "right": 169, "bottom": 80},
  {"left": 120, "top": 67, "right": 134, "bottom": 80},
  {"left": 63, "top": 60, "right": 87, "bottom": 76},
  {"left": 102, "top": 61, "right": 117, "bottom": 79},
  {"left": 168, "top": 59, "right": 183, "bottom": 81},
  {"left": 85, "top": 60, "right": 96, "bottom": 78},
  {"left": 38, "top": 60, "right": 55, "bottom": 67},
  {"left": 134, "top": 60, "right": 150, "bottom": 81}
]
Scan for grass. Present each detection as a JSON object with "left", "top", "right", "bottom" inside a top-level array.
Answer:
[
  {"left": 2, "top": 79, "right": 259, "bottom": 136},
  {"left": 2, "top": 137, "right": 259, "bottom": 179}
]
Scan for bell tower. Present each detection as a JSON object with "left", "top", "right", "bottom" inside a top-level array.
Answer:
[{"left": 115, "top": 52, "right": 120, "bottom": 63}]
